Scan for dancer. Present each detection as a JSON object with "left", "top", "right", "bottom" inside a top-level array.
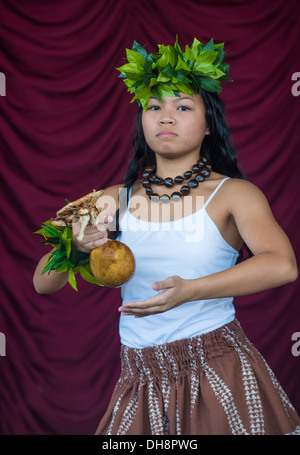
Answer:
[{"left": 34, "top": 37, "right": 300, "bottom": 435}]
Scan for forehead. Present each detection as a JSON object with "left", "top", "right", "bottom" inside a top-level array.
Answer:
[{"left": 149, "top": 92, "right": 203, "bottom": 104}]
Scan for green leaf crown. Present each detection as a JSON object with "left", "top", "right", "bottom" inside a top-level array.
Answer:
[{"left": 117, "top": 36, "right": 233, "bottom": 110}]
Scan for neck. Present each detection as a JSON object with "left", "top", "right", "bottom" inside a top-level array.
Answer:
[{"left": 155, "top": 154, "right": 200, "bottom": 178}]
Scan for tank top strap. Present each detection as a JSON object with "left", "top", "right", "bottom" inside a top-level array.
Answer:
[
  {"left": 127, "top": 186, "right": 133, "bottom": 210},
  {"left": 203, "top": 177, "right": 230, "bottom": 209}
]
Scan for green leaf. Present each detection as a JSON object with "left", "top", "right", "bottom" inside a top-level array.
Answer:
[
  {"left": 126, "top": 49, "right": 146, "bottom": 67},
  {"left": 193, "top": 64, "right": 215, "bottom": 75},
  {"left": 159, "top": 83, "right": 176, "bottom": 97},
  {"left": 170, "top": 83, "right": 192, "bottom": 95},
  {"left": 175, "top": 56, "right": 191, "bottom": 72},
  {"left": 41, "top": 238, "right": 60, "bottom": 245},
  {"left": 41, "top": 224, "right": 63, "bottom": 238},
  {"left": 195, "top": 51, "right": 218, "bottom": 66},
  {"left": 62, "top": 226, "right": 72, "bottom": 258},
  {"left": 131, "top": 86, "right": 152, "bottom": 109},
  {"left": 143, "top": 61, "right": 153, "bottom": 74},
  {"left": 161, "top": 63, "right": 176, "bottom": 79},
  {"left": 77, "top": 264, "right": 104, "bottom": 287},
  {"left": 149, "top": 77, "right": 158, "bottom": 87},
  {"left": 210, "top": 67, "right": 226, "bottom": 79},
  {"left": 43, "top": 253, "right": 68, "bottom": 273},
  {"left": 174, "top": 36, "right": 183, "bottom": 58},
  {"left": 68, "top": 268, "right": 78, "bottom": 291},
  {"left": 157, "top": 45, "right": 177, "bottom": 68},
  {"left": 183, "top": 45, "right": 195, "bottom": 62},
  {"left": 68, "top": 247, "right": 89, "bottom": 267},
  {"left": 190, "top": 37, "right": 203, "bottom": 58},
  {"left": 56, "top": 263, "right": 70, "bottom": 273},
  {"left": 34, "top": 227, "right": 49, "bottom": 237},
  {"left": 116, "top": 63, "right": 144, "bottom": 76},
  {"left": 123, "top": 78, "right": 138, "bottom": 88},
  {"left": 219, "top": 73, "right": 233, "bottom": 82},
  {"left": 202, "top": 38, "right": 215, "bottom": 52},
  {"left": 173, "top": 72, "right": 191, "bottom": 84},
  {"left": 132, "top": 41, "right": 148, "bottom": 60},
  {"left": 157, "top": 73, "right": 171, "bottom": 83},
  {"left": 151, "top": 85, "right": 164, "bottom": 101},
  {"left": 213, "top": 43, "right": 226, "bottom": 65},
  {"left": 200, "top": 77, "right": 221, "bottom": 92},
  {"left": 190, "top": 75, "right": 201, "bottom": 93}
]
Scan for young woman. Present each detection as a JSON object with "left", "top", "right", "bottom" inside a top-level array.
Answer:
[{"left": 33, "top": 39, "right": 300, "bottom": 435}]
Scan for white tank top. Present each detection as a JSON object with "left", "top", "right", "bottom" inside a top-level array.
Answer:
[{"left": 117, "top": 177, "right": 239, "bottom": 348}]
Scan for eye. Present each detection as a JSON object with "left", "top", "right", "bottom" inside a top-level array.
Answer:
[
  {"left": 177, "top": 105, "right": 190, "bottom": 111},
  {"left": 148, "top": 105, "right": 160, "bottom": 111}
]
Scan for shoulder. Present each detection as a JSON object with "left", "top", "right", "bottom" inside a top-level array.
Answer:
[
  {"left": 221, "top": 178, "right": 276, "bottom": 231},
  {"left": 222, "top": 178, "right": 271, "bottom": 213},
  {"left": 101, "top": 183, "right": 125, "bottom": 199},
  {"left": 96, "top": 183, "right": 124, "bottom": 213}
]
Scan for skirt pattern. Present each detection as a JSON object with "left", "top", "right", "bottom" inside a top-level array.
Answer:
[{"left": 96, "top": 319, "right": 300, "bottom": 435}]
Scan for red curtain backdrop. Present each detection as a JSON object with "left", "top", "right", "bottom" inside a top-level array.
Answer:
[{"left": 0, "top": 0, "right": 299, "bottom": 435}]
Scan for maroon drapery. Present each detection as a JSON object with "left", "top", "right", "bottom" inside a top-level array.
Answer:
[{"left": 0, "top": 0, "right": 299, "bottom": 435}]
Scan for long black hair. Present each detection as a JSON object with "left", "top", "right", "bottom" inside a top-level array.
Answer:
[{"left": 111, "top": 90, "right": 251, "bottom": 261}]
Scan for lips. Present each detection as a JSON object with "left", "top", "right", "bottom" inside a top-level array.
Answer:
[{"left": 157, "top": 131, "right": 177, "bottom": 137}]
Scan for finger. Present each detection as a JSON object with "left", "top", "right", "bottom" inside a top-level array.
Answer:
[
  {"left": 152, "top": 276, "right": 176, "bottom": 291},
  {"left": 119, "top": 291, "right": 168, "bottom": 313},
  {"left": 104, "top": 214, "right": 114, "bottom": 224},
  {"left": 72, "top": 221, "right": 99, "bottom": 237},
  {"left": 79, "top": 229, "right": 108, "bottom": 242},
  {"left": 72, "top": 221, "right": 81, "bottom": 236},
  {"left": 96, "top": 214, "right": 113, "bottom": 228},
  {"left": 76, "top": 238, "right": 109, "bottom": 254},
  {"left": 119, "top": 304, "right": 165, "bottom": 317}
]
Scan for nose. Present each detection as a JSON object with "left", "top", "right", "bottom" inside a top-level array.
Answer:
[{"left": 159, "top": 116, "right": 175, "bottom": 125}]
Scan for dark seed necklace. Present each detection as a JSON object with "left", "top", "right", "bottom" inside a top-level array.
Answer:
[{"left": 142, "top": 156, "right": 212, "bottom": 202}]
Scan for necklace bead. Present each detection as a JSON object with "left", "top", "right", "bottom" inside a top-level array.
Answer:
[
  {"left": 195, "top": 173, "right": 205, "bottom": 182},
  {"left": 143, "top": 157, "right": 211, "bottom": 201},
  {"left": 180, "top": 185, "right": 190, "bottom": 196},
  {"left": 188, "top": 179, "right": 198, "bottom": 188},
  {"left": 170, "top": 191, "right": 181, "bottom": 200},
  {"left": 183, "top": 170, "right": 192, "bottom": 179},
  {"left": 142, "top": 178, "right": 150, "bottom": 188},
  {"left": 164, "top": 177, "right": 174, "bottom": 187},
  {"left": 154, "top": 176, "right": 164, "bottom": 185},
  {"left": 174, "top": 175, "right": 184, "bottom": 184}
]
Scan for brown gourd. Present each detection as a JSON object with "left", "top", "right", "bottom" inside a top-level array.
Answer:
[{"left": 89, "top": 239, "right": 135, "bottom": 288}]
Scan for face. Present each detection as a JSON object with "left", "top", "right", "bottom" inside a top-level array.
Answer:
[{"left": 141, "top": 92, "right": 210, "bottom": 160}]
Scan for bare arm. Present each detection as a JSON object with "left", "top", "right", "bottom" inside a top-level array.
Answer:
[
  {"left": 188, "top": 180, "right": 298, "bottom": 299},
  {"left": 33, "top": 184, "right": 122, "bottom": 294},
  {"left": 120, "top": 180, "right": 298, "bottom": 316},
  {"left": 33, "top": 249, "right": 69, "bottom": 294},
  {"left": 33, "top": 220, "right": 110, "bottom": 294}
]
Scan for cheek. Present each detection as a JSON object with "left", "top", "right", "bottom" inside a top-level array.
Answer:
[
  {"left": 141, "top": 116, "right": 149, "bottom": 139},
  {"left": 141, "top": 117, "right": 154, "bottom": 146},
  {"left": 183, "top": 118, "right": 207, "bottom": 139}
]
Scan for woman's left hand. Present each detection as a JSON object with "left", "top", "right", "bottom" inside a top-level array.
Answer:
[{"left": 118, "top": 275, "right": 191, "bottom": 317}]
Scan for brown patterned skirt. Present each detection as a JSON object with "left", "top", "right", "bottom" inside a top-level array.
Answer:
[{"left": 95, "top": 319, "right": 300, "bottom": 435}]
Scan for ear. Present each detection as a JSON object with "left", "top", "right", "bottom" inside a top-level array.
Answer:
[{"left": 205, "top": 126, "right": 210, "bottom": 135}]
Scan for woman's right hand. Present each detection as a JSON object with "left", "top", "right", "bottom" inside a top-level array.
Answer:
[{"left": 72, "top": 215, "right": 114, "bottom": 254}]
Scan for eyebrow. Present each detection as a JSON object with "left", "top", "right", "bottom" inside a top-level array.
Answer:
[
  {"left": 174, "top": 96, "right": 194, "bottom": 103},
  {"left": 149, "top": 96, "right": 194, "bottom": 102}
]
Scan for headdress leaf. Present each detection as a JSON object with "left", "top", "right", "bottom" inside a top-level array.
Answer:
[{"left": 117, "top": 36, "right": 233, "bottom": 110}]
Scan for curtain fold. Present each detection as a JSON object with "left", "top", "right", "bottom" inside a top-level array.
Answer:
[{"left": 0, "top": 0, "right": 299, "bottom": 434}]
